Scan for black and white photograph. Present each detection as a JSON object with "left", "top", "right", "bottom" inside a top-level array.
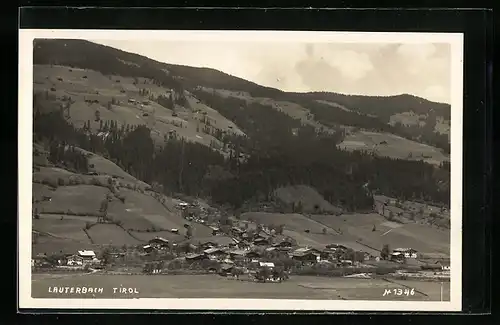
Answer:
[{"left": 19, "top": 30, "right": 463, "bottom": 311}]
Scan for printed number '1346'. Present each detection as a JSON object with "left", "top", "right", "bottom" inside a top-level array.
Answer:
[{"left": 383, "top": 288, "right": 415, "bottom": 296}]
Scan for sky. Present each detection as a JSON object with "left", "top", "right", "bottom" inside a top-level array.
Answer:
[{"left": 92, "top": 40, "right": 451, "bottom": 104}]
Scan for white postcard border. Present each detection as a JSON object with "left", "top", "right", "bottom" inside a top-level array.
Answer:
[{"left": 18, "top": 29, "right": 463, "bottom": 311}]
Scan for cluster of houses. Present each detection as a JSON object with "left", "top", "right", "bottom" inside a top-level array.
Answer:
[
  {"left": 32, "top": 250, "right": 100, "bottom": 269},
  {"left": 176, "top": 200, "right": 221, "bottom": 225},
  {"left": 32, "top": 198, "right": 449, "bottom": 276},
  {"left": 141, "top": 234, "right": 381, "bottom": 272}
]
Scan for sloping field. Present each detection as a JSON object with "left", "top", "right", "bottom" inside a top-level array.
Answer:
[
  {"left": 32, "top": 235, "right": 99, "bottom": 255},
  {"left": 240, "top": 212, "right": 338, "bottom": 234},
  {"left": 185, "top": 91, "right": 245, "bottom": 136},
  {"left": 274, "top": 185, "right": 342, "bottom": 214},
  {"left": 36, "top": 184, "right": 110, "bottom": 216},
  {"left": 33, "top": 166, "right": 111, "bottom": 190},
  {"left": 310, "top": 213, "right": 450, "bottom": 255},
  {"left": 117, "top": 189, "right": 213, "bottom": 237},
  {"left": 280, "top": 229, "right": 381, "bottom": 255},
  {"left": 86, "top": 224, "right": 142, "bottom": 246},
  {"left": 33, "top": 217, "right": 91, "bottom": 243},
  {"left": 74, "top": 148, "right": 148, "bottom": 187},
  {"left": 338, "top": 131, "right": 449, "bottom": 166},
  {"left": 281, "top": 229, "right": 332, "bottom": 249},
  {"left": 31, "top": 146, "right": 212, "bottom": 249}
]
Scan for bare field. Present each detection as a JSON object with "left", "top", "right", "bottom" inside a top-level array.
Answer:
[
  {"left": 86, "top": 224, "right": 142, "bottom": 246},
  {"left": 33, "top": 217, "right": 91, "bottom": 243},
  {"left": 338, "top": 131, "right": 449, "bottom": 165},
  {"left": 31, "top": 273, "right": 450, "bottom": 301},
  {"left": 36, "top": 184, "right": 110, "bottom": 216},
  {"left": 32, "top": 236, "right": 99, "bottom": 255},
  {"left": 118, "top": 189, "right": 212, "bottom": 236},
  {"left": 240, "top": 212, "right": 339, "bottom": 235},
  {"left": 75, "top": 148, "right": 147, "bottom": 187}
]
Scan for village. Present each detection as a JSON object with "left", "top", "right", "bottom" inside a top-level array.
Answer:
[{"left": 32, "top": 199, "right": 451, "bottom": 283}]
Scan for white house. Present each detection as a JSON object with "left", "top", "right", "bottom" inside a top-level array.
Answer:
[
  {"left": 177, "top": 202, "right": 189, "bottom": 209},
  {"left": 67, "top": 255, "right": 84, "bottom": 266},
  {"left": 259, "top": 262, "right": 275, "bottom": 268},
  {"left": 78, "top": 250, "right": 96, "bottom": 259},
  {"left": 393, "top": 248, "right": 418, "bottom": 259}
]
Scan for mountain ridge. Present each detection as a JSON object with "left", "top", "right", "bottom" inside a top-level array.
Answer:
[{"left": 33, "top": 39, "right": 450, "bottom": 113}]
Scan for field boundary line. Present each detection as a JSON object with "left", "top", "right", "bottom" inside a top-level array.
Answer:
[
  {"left": 355, "top": 240, "right": 381, "bottom": 252},
  {"left": 82, "top": 228, "right": 95, "bottom": 244},
  {"left": 33, "top": 229, "right": 88, "bottom": 244},
  {"left": 116, "top": 223, "right": 147, "bottom": 243},
  {"left": 304, "top": 214, "right": 341, "bottom": 235}
]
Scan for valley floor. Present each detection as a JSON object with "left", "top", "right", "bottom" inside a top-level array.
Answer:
[{"left": 32, "top": 273, "right": 450, "bottom": 301}]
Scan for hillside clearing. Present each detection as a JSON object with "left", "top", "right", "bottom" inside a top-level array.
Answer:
[{"left": 338, "top": 131, "right": 449, "bottom": 165}]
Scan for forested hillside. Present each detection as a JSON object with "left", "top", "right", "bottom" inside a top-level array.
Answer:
[{"left": 32, "top": 39, "right": 451, "bottom": 213}]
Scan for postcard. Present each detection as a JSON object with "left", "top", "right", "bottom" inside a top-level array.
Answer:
[{"left": 19, "top": 29, "right": 463, "bottom": 311}]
